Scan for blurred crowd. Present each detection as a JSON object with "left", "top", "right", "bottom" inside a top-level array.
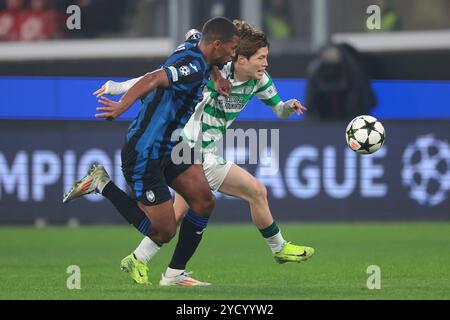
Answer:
[
  {"left": 0, "top": 0, "right": 133, "bottom": 41},
  {"left": 0, "top": 0, "right": 298, "bottom": 42},
  {"left": 1, "top": 0, "right": 449, "bottom": 42},
  {"left": 0, "top": 0, "right": 65, "bottom": 41}
]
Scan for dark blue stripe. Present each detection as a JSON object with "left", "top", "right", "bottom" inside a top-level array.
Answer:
[
  {"left": 184, "top": 210, "right": 209, "bottom": 229},
  {"left": 157, "top": 100, "right": 195, "bottom": 157},
  {"left": 124, "top": 89, "right": 165, "bottom": 196},
  {"left": 138, "top": 219, "right": 146, "bottom": 233},
  {"left": 138, "top": 218, "right": 151, "bottom": 235},
  {"left": 142, "top": 219, "right": 150, "bottom": 235},
  {"left": 137, "top": 92, "right": 173, "bottom": 157}
]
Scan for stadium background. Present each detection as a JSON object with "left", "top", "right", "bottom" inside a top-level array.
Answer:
[
  {"left": 0, "top": 0, "right": 450, "bottom": 300},
  {"left": 1, "top": 0, "right": 449, "bottom": 224}
]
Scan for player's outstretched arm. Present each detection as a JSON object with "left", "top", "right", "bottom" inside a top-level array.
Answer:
[
  {"left": 256, "top": 72, "right": 307, "bottom": 119},
  {"left": 93, "top": 77, "right": 144, "bottom": 98},
  {"left": 95, "top": 69, "right": 169, "bottom": 120},
  {"left": 93, "top": 27, "right": 201, "bottom": 99}
]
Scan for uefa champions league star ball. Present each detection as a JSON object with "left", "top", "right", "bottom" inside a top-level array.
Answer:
[{"left": 345, "top": 115, "right": 385, "bottom": 155}]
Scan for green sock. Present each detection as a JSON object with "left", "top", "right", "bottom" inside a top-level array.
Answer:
[{"left": 259, "top": 221, "right": 286, "bottom": 253}]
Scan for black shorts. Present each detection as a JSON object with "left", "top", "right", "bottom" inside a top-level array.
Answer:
[{"left": 121, "top": 141, "right": 194, "bottom": 206}]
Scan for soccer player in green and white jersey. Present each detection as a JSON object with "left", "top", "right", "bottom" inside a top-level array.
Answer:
[{"left": 95, "top": 21, "right": 314, "bottom": 286}]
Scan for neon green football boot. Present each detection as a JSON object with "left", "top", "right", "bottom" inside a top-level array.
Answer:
[
  {"left": 120, "top": 254, "right": 150, "bottom": 285},
  {"left": 274, "top": 242, "right": 315, "bottom": 264}
]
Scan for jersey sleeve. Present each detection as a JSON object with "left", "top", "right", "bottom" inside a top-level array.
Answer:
[
  {"left": 164, "top": 57, "right": 205, "bottom": 92},
  {"left": 255, "top": 71, "right": 282, "bottom": 107}
]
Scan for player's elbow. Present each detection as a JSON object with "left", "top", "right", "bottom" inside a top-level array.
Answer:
[
  {"left": 144, "top": 69, "right": 169, "bottom": 89},
  {"left": 142, "top": 72, "right": 159, "bottom": 89}
]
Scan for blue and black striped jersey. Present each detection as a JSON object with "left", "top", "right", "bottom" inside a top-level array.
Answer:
[{"left": 126, "top": 38, "right": 211, "bottom": 159}]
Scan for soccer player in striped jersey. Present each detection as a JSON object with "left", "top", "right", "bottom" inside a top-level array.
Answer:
[
  {"left": 96, "top": 21, "right": 314, "bottom": 286},
  {"left": 63, "top": 17, "right": 239, "bottom": 286}
]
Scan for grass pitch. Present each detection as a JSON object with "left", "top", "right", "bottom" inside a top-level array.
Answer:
[{"left": 0, "top": 223, "right": 449, "bottom": 300}]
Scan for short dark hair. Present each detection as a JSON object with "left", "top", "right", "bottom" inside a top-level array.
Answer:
[{"left": 201, "top": 17, "right": 239, "bottom": 43}]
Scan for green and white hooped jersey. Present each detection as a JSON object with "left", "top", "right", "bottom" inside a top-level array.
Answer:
[{"left": 181, "top": 62, "right": 282, "bottom": 154}]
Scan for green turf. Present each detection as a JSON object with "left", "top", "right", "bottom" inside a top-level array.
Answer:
[{"left": 0, "top": 223, "right": 449, "bottom": 300}]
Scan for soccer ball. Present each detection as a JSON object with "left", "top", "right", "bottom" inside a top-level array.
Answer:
[{"left": 345, "top": 115, "right": 385, "bottom": 154}]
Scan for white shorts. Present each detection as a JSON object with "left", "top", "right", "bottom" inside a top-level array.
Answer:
[{"left": 202, "top": 153, "right": 233, "bottom": 192}]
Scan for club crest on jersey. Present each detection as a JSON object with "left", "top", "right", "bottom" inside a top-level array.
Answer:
[
  {"left": 179, "top": 65, "right": 191, "bottom": 76},
  {"left": 146, "top": 190, "right": 156, "bottom": 203}
]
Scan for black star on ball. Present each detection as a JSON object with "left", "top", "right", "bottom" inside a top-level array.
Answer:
[
  {"left": 360, "top": 119, "right": 377, "bottom": 133},
  {"left": 346, "top": 127, "right": 355, "bottom": 139},
  {"left": 358, "top": 137, "right": 373, "bottom": 153}
]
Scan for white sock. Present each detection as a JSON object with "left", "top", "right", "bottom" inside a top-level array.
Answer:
[
  {"left": 265, "top": 232, "right": 286, "bottom": 253},
  {"left": 165, "top": 267, "right": 184, "bottom": 277},
  {"left": 133, "top": 236, "right": 161, "bottom": 264},
  {"left": 96, "top": 179, "right": 110, "bottom": 193}
]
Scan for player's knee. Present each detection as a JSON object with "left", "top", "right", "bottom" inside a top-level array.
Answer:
[
  {"left": 205, "top": 194, "right": 216, "bottom": 212},
  {"left": 151, "top": 222, "right": 176, "bottom": 243},
  {"left": 191, "top": 193, "right": 216, "bottom": 216},
  {"left": 246, "top": 179, "right": 267, "bottom": 203},
  {"left": 157, "top": 225, "right": 176, "bottom": 243},
  {"left": 250, "top": 180, "right": 267, "bottom": 203}
]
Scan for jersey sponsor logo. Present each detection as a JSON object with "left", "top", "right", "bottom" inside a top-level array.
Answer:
[{"left": 218, "top": 95, "right": 245, "bottom": 111}]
